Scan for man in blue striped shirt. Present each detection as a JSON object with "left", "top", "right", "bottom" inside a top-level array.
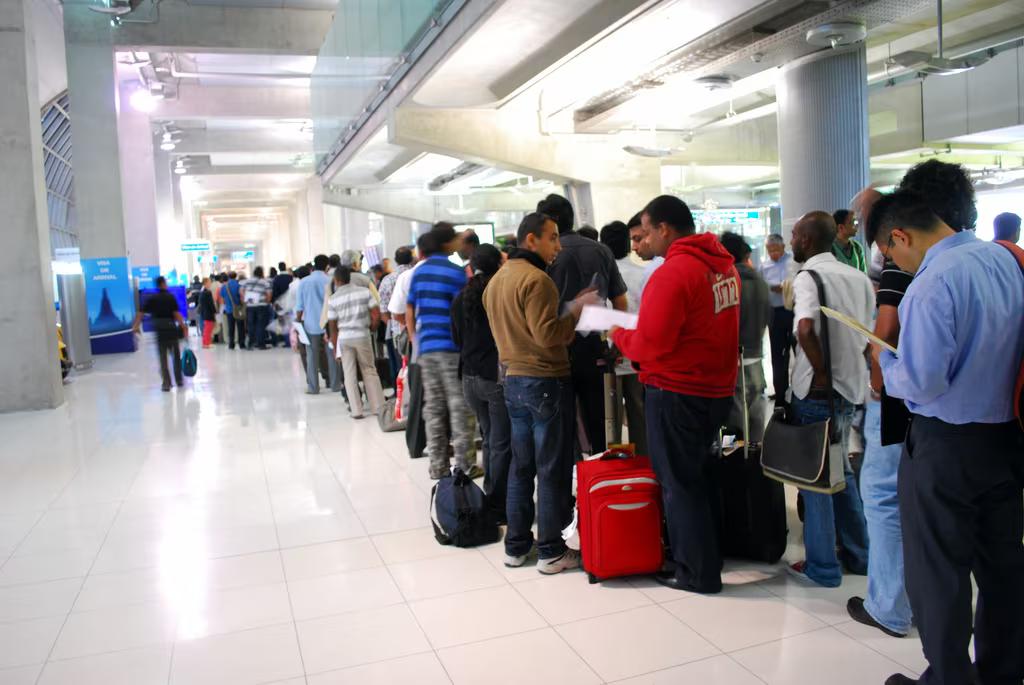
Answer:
[
  {"left": 407, "top": 223, "right": 481, "bottom": 480},
  {"left": 873, "top": 191, "right": 1024, "bottom": 685}
]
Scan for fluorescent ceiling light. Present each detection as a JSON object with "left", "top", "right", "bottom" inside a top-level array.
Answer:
[
  {"left": 386, "top": 153, "right": 465, "bottom": 185},
  {"left": 129, "top": 89, "right": 157, "bottom": 113}
]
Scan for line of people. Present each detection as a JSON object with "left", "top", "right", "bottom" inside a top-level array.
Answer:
[{"left": 357, "top": 178, "right": 1021, "bottom": 685}]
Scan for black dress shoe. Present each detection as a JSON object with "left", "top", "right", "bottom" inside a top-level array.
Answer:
[
  {"left": 654, "top": 571, "right": 721, "bottom": 595},
  {"left": 885, "top": 674, "right": 917, "bottom": 685},
  {"left": 847, "top": 597, "right": 907, "bottom": 638}
]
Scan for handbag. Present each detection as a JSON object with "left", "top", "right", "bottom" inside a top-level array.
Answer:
[
  {"left": 227, "top": 283, "right": 246, "bottom": 322},
  {"left": 181, "top": 345, "right": 198, "bottom": 378},
  {"left": 760, "top": 270, "right": 847, "bottom": 494}
]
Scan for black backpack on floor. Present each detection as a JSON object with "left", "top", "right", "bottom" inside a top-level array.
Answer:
[{"left": 430, "top": 469, "right": 501, "bottom": 548}]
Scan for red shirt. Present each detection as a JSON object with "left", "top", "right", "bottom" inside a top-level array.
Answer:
[{"left": 612, "top": 233, "right": 740, "bottom": 398}]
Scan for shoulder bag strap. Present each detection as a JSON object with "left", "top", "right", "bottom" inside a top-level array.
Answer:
[
  {"left": 803, "top": 270, "right": 837, "bottom": 428},
  {"left": 226, "top": 283, "right": 239, "bottom": 308}
]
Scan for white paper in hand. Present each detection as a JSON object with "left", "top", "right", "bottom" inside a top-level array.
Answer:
[{"left": 575, "top": 305, "right": 638, "bottom": 333}]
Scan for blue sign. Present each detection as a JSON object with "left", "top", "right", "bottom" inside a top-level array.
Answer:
[
  {"left": 132, "top": 265, "right": 159, "bottom": 290},
  {"left": 82, "top": 257, "right": 137, "bottom": 354}
]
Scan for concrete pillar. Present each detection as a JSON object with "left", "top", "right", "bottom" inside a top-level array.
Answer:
[
  {"left": 0, "top": 0, "right": 64, "bottom": 410},
  {"left": 63, "top": 37, "right": 128, "bottom": 260},
  {"left": 776, "top": 45, "right": 869, "bottom": 234},
  {"left": 117, "top": 85, "right": 160, "bottom": 268}
]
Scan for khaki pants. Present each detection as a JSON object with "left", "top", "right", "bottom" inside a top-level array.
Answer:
[{"left": 339, "top": 335, "right": 385, "bottom": 416}]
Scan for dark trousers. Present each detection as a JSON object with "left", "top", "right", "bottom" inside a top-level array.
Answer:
[
  {"left": 157, "top": 337, "right": 183, "bottom": 388},
  {"left": 570, "top": 335, "right": 607, "bottom": 454},
  {"left": 246, "top": 306, "right": 269, "bottom": 349},
  {"left": 224, "top": 313, "right": 245, "bottom": 349},
  {"left": 645, "top": 386, "right": 731, "bottom": 593},
  {"left": 899, "top": 416, "right": 1024, "bottom": 685},
  {"left": 463, "top": 375, "right": 512, "bottom": 519},
  {"left": 385, "top": 338, "right": 401, "bottom": 386},
  {"left": 768, "top": 307, "right": 793, "bottom": 399},
  {"left": 621, "top": 373, "right": 648, "bottom": 456},
  {"left": 504, "top": 376, "right": 575, "bottom": 559}
]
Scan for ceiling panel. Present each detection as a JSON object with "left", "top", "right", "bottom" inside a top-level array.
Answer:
[{"left": 187, "top": 0, "right": 338, "bottom": 8}]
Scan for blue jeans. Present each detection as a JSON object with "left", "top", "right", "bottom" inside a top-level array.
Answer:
[
  {"left": 503, "top": 376, "right": 575, "bottom": 560},
  {"left": 463, "top": 375, "right": 512, "bottom": 518},
  {"left": 791, "top": 393, "right": 869, "bottom": 587},
  {"left": 861, "top": 398, "right": 912, "bottom": 633}
]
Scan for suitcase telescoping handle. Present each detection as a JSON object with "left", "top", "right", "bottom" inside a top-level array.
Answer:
[{"left": 599, "top": 443, "right": 636, "bottom": 461}]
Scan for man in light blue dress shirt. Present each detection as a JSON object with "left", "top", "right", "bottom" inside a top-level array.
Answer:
[
  {"left": 294, "top": 254, "right": 332, "bottom": 394},
  {"left": 758, "top": 235, "right": 796, "bottom": 399},
  {"left": 873, "top": 191, "right": 1024, "bottom": 685}
]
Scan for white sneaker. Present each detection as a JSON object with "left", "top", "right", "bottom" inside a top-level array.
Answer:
[
  {"left": 538, "top": 549, "right": 581, "bottom": 575},
  {"left": 504, "top": 553, "right": 529, "bottom": 568}
]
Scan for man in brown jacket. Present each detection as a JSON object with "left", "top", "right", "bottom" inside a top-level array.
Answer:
[{"left": 483, "top": 212, "right": 597, "bottom": 575}]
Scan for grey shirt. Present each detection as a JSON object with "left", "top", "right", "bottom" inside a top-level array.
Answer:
[{"left": 736, "top": 263, "right": 772, "bottom": 359}]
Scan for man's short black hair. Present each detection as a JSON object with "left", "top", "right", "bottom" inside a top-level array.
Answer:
[
  {"left": 417, "top": 231, "right": 437, "bottom": 256},
  {"left": 395, "top": 245, "right": 414, "bottom": 266},
  {"left": 228, "top": 271, "right": 237, "bottom": 279},
  {"left": 313, "top": 254, "right": 329, "bottom": 271},
  {"left": 643, "top": 195, "right": 696, "bottom": 235},
  {"left": 833, "top": 209, "right": 851, "bottom": 226},
  {"left": 328, "top": 254, "right": 341, "bottom": 269},
  {"left": 600, "top": 221, "right": 629, "bottom": 260},
  {"left": 537, "top": 194, "right": 574, "bottom": 234},
  {"left": 517, "top": 212, "right": 554, "bottom": 245},
  {"left": 719, "top": 231, "right": 752, "bottom": 264},
  {"left": 870, "top": 190, "right": 943, "bottom": 246},
  {"left": 294, "top": 265, "right": 311, "bottom": 278},
  {"left": 627, "top": 213, "right": 643, "bottom": 230},
  {"left": 425, "top": 222, "right": 456, "bottom": 255},
  {"left": 155, "top": 276, "right": 167, "bottom": 288},
  {"left": 577, "top": 225, "right": 598, "bottom": 241},
  {"left": 334, "top": 265, "right": 351, "bottom": 284},
  {"left": 898, "top": 160, "right": 977, "bottom": 232},
  {"left": 253, "top": 266, "right": 264, "bottom": 279},
  {"left": 463, "top": 231, "right": 480, "bottom": 248},
  {"left": 278, "top": 261, "right": 286, "bottom": 271},
  {"left": 994, "top": 212, "right": 1021, "bottom": 241}
]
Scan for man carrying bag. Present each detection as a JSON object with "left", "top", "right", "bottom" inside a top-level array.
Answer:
[{"left": 763, "top": 211, "right": 873, "bottom": 588}]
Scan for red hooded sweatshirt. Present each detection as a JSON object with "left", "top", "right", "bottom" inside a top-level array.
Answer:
[{"left": 612, "top": 233, "right": 740, "bottom": 398}]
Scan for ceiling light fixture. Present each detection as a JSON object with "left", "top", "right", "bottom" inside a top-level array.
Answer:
[
  {"left": 129, "top": 89, "right": 157, "bottom": 113},
  {"left": 806, "top": 21, "right": 867, "bottom": 49}
]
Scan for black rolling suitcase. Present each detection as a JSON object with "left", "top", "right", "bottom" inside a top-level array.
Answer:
[{"left": 717, "top": 357, "right": 788, "bottom": 564}]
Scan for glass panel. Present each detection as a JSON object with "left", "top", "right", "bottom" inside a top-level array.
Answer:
[{"left": 312, "top": 0, "right": 453, "bottom": 167}]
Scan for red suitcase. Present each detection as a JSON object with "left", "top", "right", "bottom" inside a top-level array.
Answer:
[{"left": 577, "top": 446, "right": 663, "bottom": 583}]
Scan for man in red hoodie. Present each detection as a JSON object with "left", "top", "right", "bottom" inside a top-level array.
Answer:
[{"left": 612, "top": 195, "right": 740, "bottom": 594}]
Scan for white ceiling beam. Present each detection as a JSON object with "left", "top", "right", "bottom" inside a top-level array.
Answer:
[
  {"left": 147, "top": 84, "right": 310, "bottom": 121},
  {"left": 168, "top": 129, "right": 311, "bottom": 155}
]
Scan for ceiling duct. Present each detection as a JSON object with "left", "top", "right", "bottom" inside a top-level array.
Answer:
[
  {"left": 573, "top": 0, "right": 935, "bottom": 124},
  {"left": 427, "top": 162, "right": 487, "bottom": 192}
]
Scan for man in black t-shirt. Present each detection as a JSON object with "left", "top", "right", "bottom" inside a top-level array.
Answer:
[
  {"left": 539, "top": 194, "right": 628, "bottom": 455},
  {"left": 133, "top": 277, "right": 188, "bottom": 391}
]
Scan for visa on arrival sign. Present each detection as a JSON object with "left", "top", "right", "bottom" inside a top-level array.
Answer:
[
  {"left": 82, "top": 257, "right": 137, "bottom": 355},
  {"left": 181, "top": 240, "right": 212, "bottom": 252}
]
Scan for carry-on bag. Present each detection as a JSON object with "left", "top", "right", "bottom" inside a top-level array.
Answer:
[
  {"left": 378, "top": 398, "right": 406, "bottom": 433},
  {"left": 181, "top": 345, "right": 198, "bottom": 378},
  {"left": 760, "top": 270, "right": 846, "bottom": 494},
  {"left": 577, "top": 445, "right": 663, "bottom": 583},
  {"left": 717, "top": 354, "right": 787, "bottom": 563},
  {"left": 430, "top": 468, "right": 501, "bottom": 547}
]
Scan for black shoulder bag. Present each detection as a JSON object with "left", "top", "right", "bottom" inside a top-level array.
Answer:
[{"left": 760, "top": 270, "right": 847, "bottom": 494}]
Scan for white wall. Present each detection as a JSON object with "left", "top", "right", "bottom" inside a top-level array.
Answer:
[{"left": 30, "top": 0, "right": 66, "bottom": 107}]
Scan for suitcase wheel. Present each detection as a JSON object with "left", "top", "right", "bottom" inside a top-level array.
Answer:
[{"left": 588, "top": 573, "right": 599, "bottom": 585}]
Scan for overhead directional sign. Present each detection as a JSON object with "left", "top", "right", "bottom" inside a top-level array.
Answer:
[
  {"left": 231, "top": 250, "right": 255, "bottom": 261},
  {"left": 181, "top": 240, "right": 212, "bottom": 252}
]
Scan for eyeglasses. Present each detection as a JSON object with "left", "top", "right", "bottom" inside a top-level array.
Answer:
[{"left": 882, "top": 232, "right": 895, "bottom": 260}]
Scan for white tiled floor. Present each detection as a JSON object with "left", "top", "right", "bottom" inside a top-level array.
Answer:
[{"left": 0, "top": 339, "right": 927, "bottom": 684}]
